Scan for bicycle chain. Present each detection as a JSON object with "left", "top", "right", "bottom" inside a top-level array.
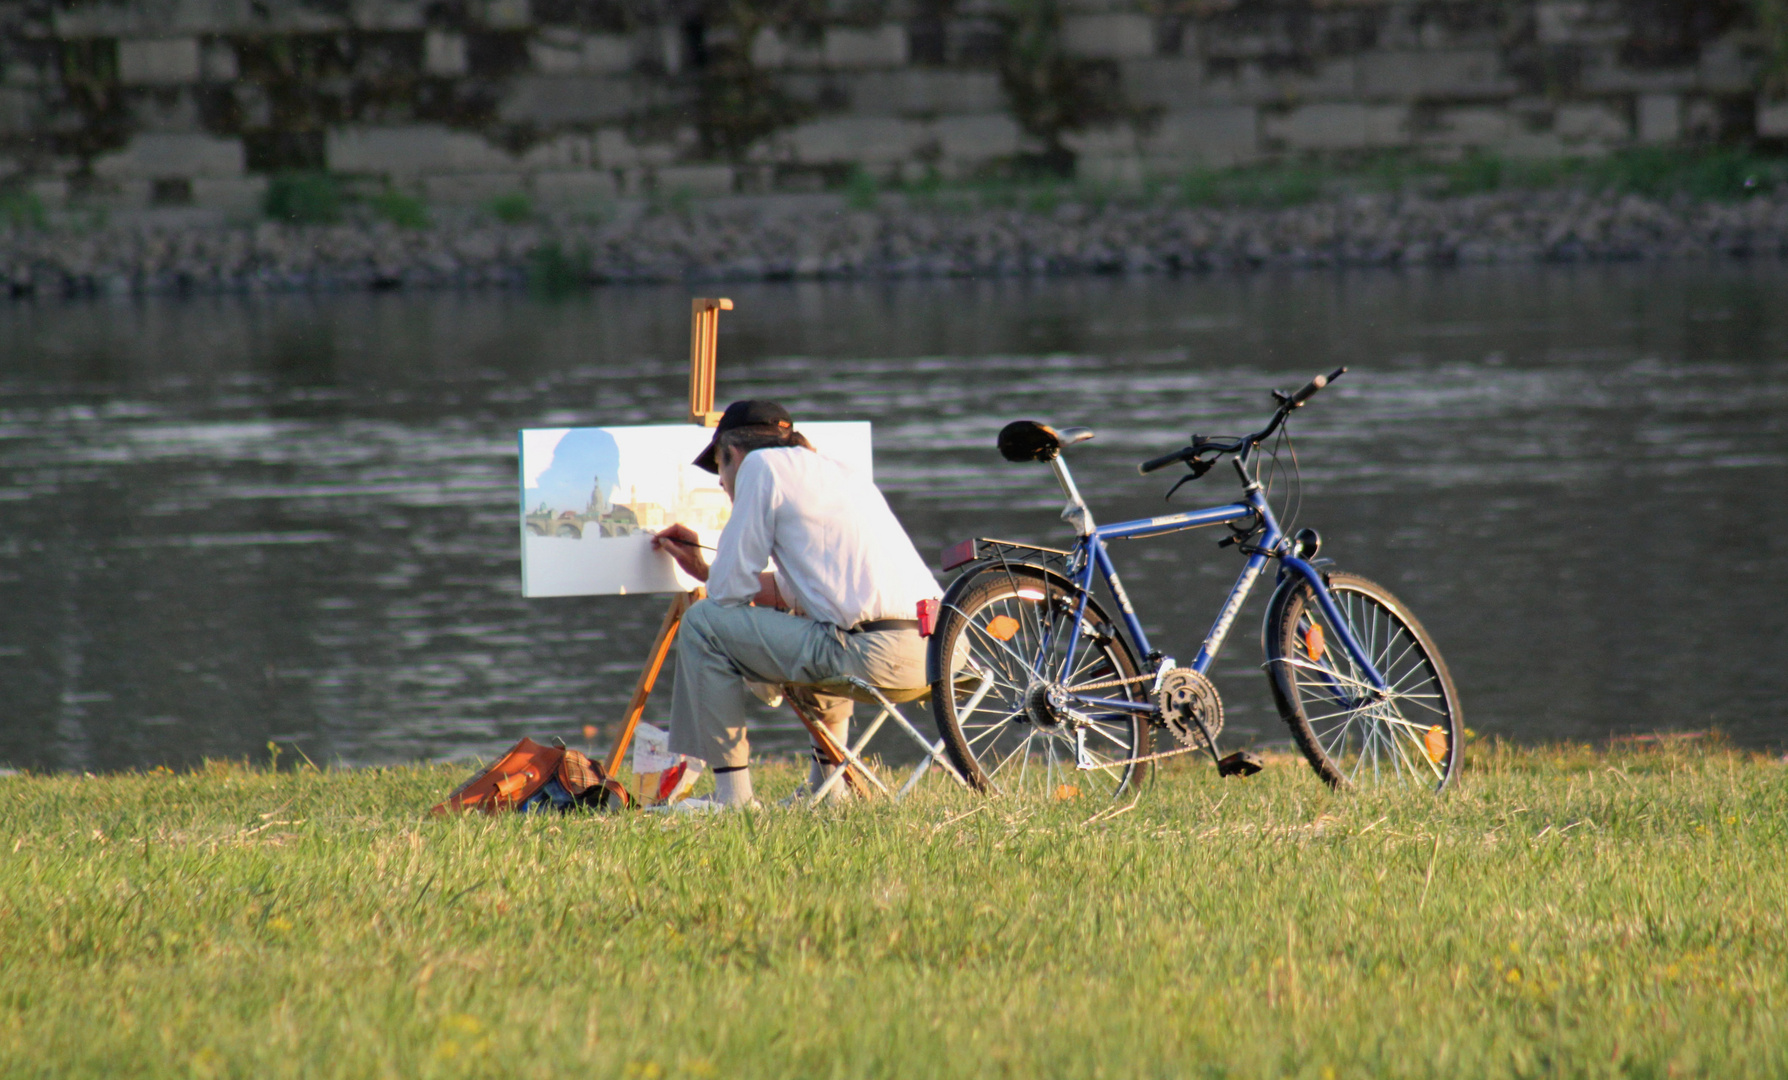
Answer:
[
  {"left": 1063, "top": 672, "right": 1158, "bottom": 693},
  {"left": 1087, "top": 743, "right": 1204, "bottom": 769}
]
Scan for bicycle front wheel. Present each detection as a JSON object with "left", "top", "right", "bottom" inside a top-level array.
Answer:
[
  {"left": 1265, "top": 572, "right": 1463, "bottom": 793},
  {"left": 930, "top": 566, "right": 1150, "bottom": 799}
]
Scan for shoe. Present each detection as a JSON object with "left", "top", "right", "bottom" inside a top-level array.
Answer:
[{"left": 648, "top": 795, "right": 758, "bottom": 814}]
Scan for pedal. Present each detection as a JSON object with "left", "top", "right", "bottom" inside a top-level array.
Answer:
[{"left": 1216, "top": 750, "right": 1263, "bottom": 778}]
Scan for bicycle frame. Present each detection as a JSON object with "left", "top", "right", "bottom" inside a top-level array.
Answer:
[{"left": 1040, "top": 453, "right": 1390, "bottom": 718}]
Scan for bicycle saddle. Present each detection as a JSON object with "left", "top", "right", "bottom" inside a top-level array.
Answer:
[{"left": 998, "top": 421, "right": 1095, "bottom": 462}]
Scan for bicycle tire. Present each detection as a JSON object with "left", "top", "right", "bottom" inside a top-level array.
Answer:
[
  {"left": 1265, "top": 571, "right": 1463, "bottom": 793},
  {"left": 929, "top": 565, "right": 1150, "bottom": 798}
]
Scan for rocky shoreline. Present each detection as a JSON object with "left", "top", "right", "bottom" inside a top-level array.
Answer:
[{"left": 6, "top": 187, "right": 1788, "bottom": 297}]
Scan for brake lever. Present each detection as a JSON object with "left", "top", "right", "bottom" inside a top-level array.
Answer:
[{"left": 1163, "top": 458, "right": 1214, "bottom": 500}]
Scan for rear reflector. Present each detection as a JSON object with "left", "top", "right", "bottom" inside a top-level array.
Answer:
[
  {"left": 940, "top": 538, "right": 978, "bottom": 571},
  {"left": 916, "top": 598, "right": 939, "bottom": 637}
]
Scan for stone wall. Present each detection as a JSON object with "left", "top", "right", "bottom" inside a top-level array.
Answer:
[{"left": 1, "top": 0, "right": 1783, "bottom": 213}]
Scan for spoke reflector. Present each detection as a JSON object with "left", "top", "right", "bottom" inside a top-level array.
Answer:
[
  {"left": 1424, "top": 724, "right": 1448, "bottom": 764},
  {"left": 1053, "top": 784, "right": 1080, "bottom": 801},
  {"left": 1305, "top": 623, "right": 1325, "bottom": 662},
  {"left": 986, "top": 615, "right": 1021, "bottom": 641}
]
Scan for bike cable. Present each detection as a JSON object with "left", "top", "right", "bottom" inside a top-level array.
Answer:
[
  {"left": 1279, "top": 423, "right": 1303, "bottom": 539},
  {"left": 1257, "top": 419, "right": 1303, "bottom": 542}
]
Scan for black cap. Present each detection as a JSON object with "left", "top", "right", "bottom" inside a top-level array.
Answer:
[{"left": 693, "top": 399, "right": 794, "bottom": 473}]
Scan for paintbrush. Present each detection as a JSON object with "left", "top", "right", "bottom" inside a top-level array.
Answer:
[{"left": 652, "top": 533, "right": 718, "bottom": 554}]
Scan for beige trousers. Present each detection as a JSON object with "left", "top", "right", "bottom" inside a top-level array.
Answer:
[{"left": 668, "top": 599, "right": 927, "bottom": 770}]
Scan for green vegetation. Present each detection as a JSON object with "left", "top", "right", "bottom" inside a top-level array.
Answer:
[
  {"left": 649, "top": 184, "right": 698, "bottom": 216},
  {"left": 263, "top": 176, "right": 432, "bottom": 228},
  {"left": 486, "top": 192, "right": 534, "bottom": 224},
  {"left": 262, "top": 172, "right": 345, "bottom": 225},
  {"left": 527, "top": 240, "right": 586, "bottom": 295},
  {"left": 1173, "top": 148, "right": 1788, "bottom": 209},
  {"left": 1, "top": 189, "right": 47, "bottom": 229},
  {"left": 371, "top": 188, "right": 431, "bottom": 229},
  {"left": 859, "top": 147, "right": 1788, "bottom": 213},
  {"left": 3, "top": 741, "right": 1784, "bottom": 1078},
  {"left": 845, "top": 167, "right": 880, "bottom": 211},
  {"left": 1178, "top": 161, "right": 1331, "bottom": 209},
  {"left": 997, "top": 0, "right": 1136, "bottom": 175},
  {"left": 1582, "top": 146, "right": 1788, "bottom": 200},
  {"left": 1759, "top": 0, "right": 1788, "bottom": 96}
]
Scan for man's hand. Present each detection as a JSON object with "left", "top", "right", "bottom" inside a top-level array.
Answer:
[
  {"left": 652, "top": 523, "right": 709, "bottom": 582},
  {"left": 753, "top": 571, "right": 783, "bottom": 610}
]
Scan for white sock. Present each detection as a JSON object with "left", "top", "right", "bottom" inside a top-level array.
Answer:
[
  {"left": 712, "top": 768, "right": 753, "bottom": 807},
  {"left": 807, "top": 755, "right": 827, "bottom": 791}
]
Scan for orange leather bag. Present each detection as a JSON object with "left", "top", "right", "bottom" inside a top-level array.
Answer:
[{"left": 430, "top": 738, "right": 629, "bottom": 814}]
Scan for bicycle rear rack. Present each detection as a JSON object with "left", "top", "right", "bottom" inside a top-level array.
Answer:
[{"left": 940, "top": 537, "right": 1075, "bottom": 574}]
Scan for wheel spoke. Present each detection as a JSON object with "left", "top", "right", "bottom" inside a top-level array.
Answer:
[
  {"left": 998, "top": 729, "right": 1033, "bottom": 782},
  {"left": 964, "top": 711, "right": 1024, "bottom": 747},
  {"left": 938, "top": 573, "right": 1145, "bottom": 798},
  {"left": 1278, "top": 579, "right": 1457, "bottom": 793}
]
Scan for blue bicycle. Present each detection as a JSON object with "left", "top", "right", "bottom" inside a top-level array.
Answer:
[{"left": 926, "top": 368, "right": 1463, "bottom": 797}]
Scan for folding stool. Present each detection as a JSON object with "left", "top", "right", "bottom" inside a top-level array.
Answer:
[{"left": 785, "top": 676, "right": 969, "bottom": 803}]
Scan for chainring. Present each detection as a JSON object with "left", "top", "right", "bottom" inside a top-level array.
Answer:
[{"left": 1153, "top": 668, "right": 1224, "bottom": 749}]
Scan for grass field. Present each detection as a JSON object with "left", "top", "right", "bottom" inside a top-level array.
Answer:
[{"left": 3, "top": 741, "right": 1784, "bottom": 1079}]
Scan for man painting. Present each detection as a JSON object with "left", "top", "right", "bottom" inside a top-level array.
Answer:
[{"left": 651, "top": 400, "right": 941, "bottom": 810}]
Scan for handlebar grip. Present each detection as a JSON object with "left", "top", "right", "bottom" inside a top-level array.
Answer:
[
  {"left": 1290, "top": 365, "right": 1348, "bottom": 407},
  {"left": 1138, "top": 447, "right": 1193, "bottom": 475}
]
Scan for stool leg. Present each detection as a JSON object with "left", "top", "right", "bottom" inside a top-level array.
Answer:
[
  {"left": 843, "top": 679, "right": 970, "bottom": 799},
  {"left": 892, "top": 674, "right": 990, "bottom": 796},
  {"left": 883, "top": 704, "right": 966, "bottom": 787},
  {"left": 812, "top": 709, "right": 893, "bottom": 801},
  {"left": 787, "top": 692, "right": 868, "bottom": 799}
]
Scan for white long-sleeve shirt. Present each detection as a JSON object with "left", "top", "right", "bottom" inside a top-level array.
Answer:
[{"left": 706, "top": 446, "right": 941, "bottom": 628}]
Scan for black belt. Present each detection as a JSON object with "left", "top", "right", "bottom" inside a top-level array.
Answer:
[{"left": 849, "top": 618, "right": 921, "bottom": 634}]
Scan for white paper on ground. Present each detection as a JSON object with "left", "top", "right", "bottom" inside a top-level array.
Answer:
[{"left": 631, "top": 721, "right": 682, "bottom": 774}]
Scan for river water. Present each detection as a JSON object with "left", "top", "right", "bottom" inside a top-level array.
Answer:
[{"left": 3, "top": 263, "right": 1785, "bottom": 772}]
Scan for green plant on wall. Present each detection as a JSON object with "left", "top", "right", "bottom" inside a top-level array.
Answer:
[
  {"left": 528, "top": 240, "right": 586, "bottom": 295},
  {"left": 687, "top": 0, "right": 826, "bottom": 159},
  {"left": 1, "top": 190, "right": 48, "bottom": 229},
  {"left": 1759, "top": 0, "right": 1788, "bottom": 96},
  {"left": 56, "top": 39, "right": 130, "bottom": 161},
  {"left": 844, "top": 166, "right": 879, "bottom": 209},
  {"left": 996, "top": 0, "right": 1135, "bottom": 175},
  {"left": 371, "top": 188, "right": 431, "bottom": 228},
  {"left": 263, "top": 172, "right": 344, "bottom": 224},
  {"left": 485, "top": 192, "right": 533, "bottom": 223}
]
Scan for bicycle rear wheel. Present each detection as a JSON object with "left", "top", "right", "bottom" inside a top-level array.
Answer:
[
  {"left": 1265, "top": 571, "right": 1463, "bottom": 793},
  {"left": 930, "top": 566, "right": 1150, "bottom": 798}
]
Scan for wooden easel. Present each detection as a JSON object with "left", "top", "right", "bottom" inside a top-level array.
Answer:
[
  {"left": 599, "top": 297, "right": 866, "bottom": 803},
  {"left": 687, "top": 297, "right": 729, "bottom": 427}
]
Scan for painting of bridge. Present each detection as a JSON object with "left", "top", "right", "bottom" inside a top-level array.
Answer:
[{"left": 518, "top": 422, "right": 872, "bottom": 598}]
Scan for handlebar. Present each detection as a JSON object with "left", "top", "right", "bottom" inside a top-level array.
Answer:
[
  {"left": 1138, "top": 446, "right": 1196, "bottom": 474},
  {"left": 1135, "top": 366, "right": 1347, "bottom": 476},
  {"left": 1289, "top": 366, "right": 1346, "bottom": 408}
]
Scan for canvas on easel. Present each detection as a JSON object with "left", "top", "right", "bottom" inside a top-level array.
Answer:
[{"left": 517, "top": 421, "right": 872, "bottom": 598}]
